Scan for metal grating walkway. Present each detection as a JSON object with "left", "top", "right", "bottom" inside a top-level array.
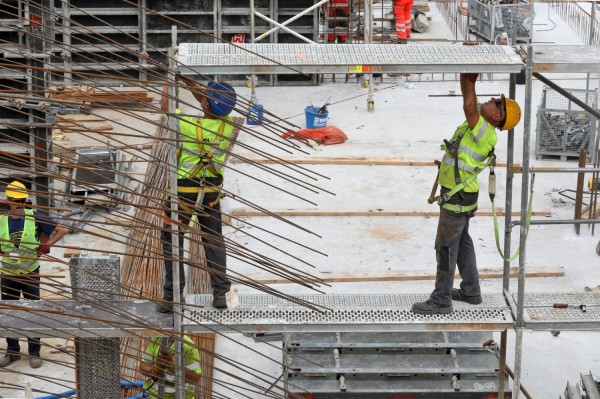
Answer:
[
  {"left": 176, "top": 43, "right": 524, "bottom": 74},
  {"left": 183, "top": 293, "right": 514, "bottom": 333},
  {"left": 513, "top": 292, "right": 600, "bottom": 330},
  {"left": 531, "top": 45, "right": 600, "bottom": 73}
]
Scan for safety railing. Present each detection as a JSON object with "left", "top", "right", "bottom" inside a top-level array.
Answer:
[{"left": 550, "top": 0, "right": 600, "bottom": 45}]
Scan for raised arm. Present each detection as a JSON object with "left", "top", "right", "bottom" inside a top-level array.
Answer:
[
  {"left": 160, "top": 74, "right": 207, "bottom": 112},
  {"left": 460, "top": 73, "right": 480, "bottom": 130}
]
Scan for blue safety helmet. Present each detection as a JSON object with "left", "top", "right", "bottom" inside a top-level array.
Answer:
[{"left": 207, "top": 81, "right": 237, "bottom": 116}]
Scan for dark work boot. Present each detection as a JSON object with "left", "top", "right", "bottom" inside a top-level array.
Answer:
[
  {"left": 0, "top": 353, "right": 21, "bottom": 367},
  {"left": 411, "top": 299, "right": 453, "bottom": 315},
  {"left": 212, "top": 293, "right": 227, "bottom": 309},
  {"left": 156, "top": 301, "right": 173, "bottom": 314},
  {"left": 29, "top": 355, "right": 42, "bottom": 368},
  {"left": 451, "top": 288, "right": 483, "bottom": 305}
]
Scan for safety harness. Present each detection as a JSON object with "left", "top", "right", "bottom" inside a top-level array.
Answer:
[
  {"left": 433, "top": 127, "right": 496, "bottom": 213},
  {"left": 176, "top": 120, "right": 228, "bottom": 209},
  {"left": 432, "top": 125, "right": 535, "bottom": 262}
]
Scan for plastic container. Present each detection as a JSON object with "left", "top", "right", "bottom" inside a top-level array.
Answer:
[
  {"left": 246, "top": 102, "right": 264, "bottom": 125},
  {"left": 304, "top": 106, "right": 329, "bottom": 129}
]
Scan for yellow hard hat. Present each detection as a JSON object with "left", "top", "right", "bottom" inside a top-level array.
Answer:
[
  {"left": 499, "top": 94, "right": 522, "bottom": 131},
  {"left": 5, "top": 181, "right": 28, "bottom": 200}
]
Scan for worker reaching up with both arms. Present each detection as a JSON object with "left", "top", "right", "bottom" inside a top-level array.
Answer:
[
  {"left": 412, "top": 73, "right": 521, "bottom": 315},
  {"left": 158, "top": 76, "right": 237, "bottom": 312}
]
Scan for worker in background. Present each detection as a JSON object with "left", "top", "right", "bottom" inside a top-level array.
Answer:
[
  {"left": 158, "top": 76, "right": 237, "bottom": 312},
  {"left": 412, "top": 73, "right": 521, "bottom": 315},
  {"left": 392, "top": 0, "right": 414, "bottom": 44},
  {"left": 0, "top": 181, "right": 68, "bottom": 367},
  {"left": 139, "top": 335, "right": 201, "bottom": 399}
]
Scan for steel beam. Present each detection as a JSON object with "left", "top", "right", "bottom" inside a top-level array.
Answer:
[{"left": 0, "top": 300, "right": 173, "bottom": 338}]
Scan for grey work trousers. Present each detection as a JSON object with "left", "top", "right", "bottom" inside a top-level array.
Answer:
[
  {"left": 162, "top": 190, "right": 231, "bottom": 301},
  {"left": 430, "top": 207, "right": 481, "bottom": 306}
]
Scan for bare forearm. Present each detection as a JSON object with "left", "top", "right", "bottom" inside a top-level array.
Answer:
[{"left": 460, "top": 73, "right": 479, "bottom": 128}]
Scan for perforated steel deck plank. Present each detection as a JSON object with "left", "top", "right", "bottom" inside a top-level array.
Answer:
[
  {"left": 176, "top": 44, "right": 524, "bottom": 74},
  {"left": 183, "top": 293, "right": 513, "bottom": 333},
  {"left": 514, "top": 292, "right": 600, "bottom": 330},
  {"left": 531, "top": 45, "right": 600, "bottom": 73}
]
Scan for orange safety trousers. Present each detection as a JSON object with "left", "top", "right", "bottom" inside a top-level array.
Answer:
[{"left": 394, "top": 0, "right": 414, "bottom": 39}]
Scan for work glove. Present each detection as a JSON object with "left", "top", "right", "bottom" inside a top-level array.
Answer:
[
  {"left": 37, "top": 244, "right": 50, "bottom": 255},
  {"left": 156, "top": 349, "right": 175, "bottom": 374}
]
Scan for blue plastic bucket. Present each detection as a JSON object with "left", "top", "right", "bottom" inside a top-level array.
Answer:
[
  {"left": 305, "top": 106, "right": 329, "bottom": 129},
  {"left": 246, "top": 103, "right": 264, "bottom": 125}
]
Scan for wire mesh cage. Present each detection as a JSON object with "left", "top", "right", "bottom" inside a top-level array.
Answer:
[
  {"left": 467, "top": 0, "right": 534, "bottom": 44},
  {"left": 536, "top": 86, "right": 599, "bottom": 160}
]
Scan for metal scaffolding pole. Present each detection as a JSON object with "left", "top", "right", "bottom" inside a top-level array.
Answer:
[{"left": 512, "top": 44, "right": 534, "bottom": 399}]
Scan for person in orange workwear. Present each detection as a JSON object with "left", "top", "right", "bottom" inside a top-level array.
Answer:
[{"left": 392, "top": 0, "right": 414, "bottom": 44}]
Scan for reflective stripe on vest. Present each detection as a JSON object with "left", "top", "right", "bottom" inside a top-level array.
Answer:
[
  {"left": 438, "top": 115, "right": 497, "bottom": 193},
  {"left": 176, "top": 112, "right": 234, "bottom": 179},
  {"left": 0, "top": 209, "right": 40, "bottom": 274}
]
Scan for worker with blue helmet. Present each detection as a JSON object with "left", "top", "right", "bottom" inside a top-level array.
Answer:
[
  {"left": 159, "top": 76, "right": 237, "bottom": 312},
  {"left": 205, "top": 81, "right": 237, "bottom": 117}
]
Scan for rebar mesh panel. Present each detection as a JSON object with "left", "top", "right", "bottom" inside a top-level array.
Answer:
[
  {"left": 536, "top": 87, "right": 598, "bottom": 157},
  {"left": 185, "top": 294, "right": 513, "bottom": 332},
  {"left": 177, "top": 43, "right": 523, "bottom": 74}
]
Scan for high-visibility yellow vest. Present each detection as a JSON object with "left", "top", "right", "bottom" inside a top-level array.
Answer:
[
  {"left": 142, "top": 336, "right": 201, "bottom": 399},
  {"left": 0, "top": 209, "right": 40, "bottom": 274},
  {"left": 439, "top": 113, "right": 497, "bottom": 193},
  {"left": 176, "top": 110, "right": 234, "bottom": 180}
]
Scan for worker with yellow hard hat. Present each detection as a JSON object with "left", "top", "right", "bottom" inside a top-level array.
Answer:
[
  {"left": 0, "top": 181, "right": 69, "bottom": 368},
  {"left": 413, "top": 73, "right": 522, "bottom": 315}
]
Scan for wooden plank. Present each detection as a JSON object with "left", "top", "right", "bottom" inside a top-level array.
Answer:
[
  {"left": 243, "top": 266, "right": 565, "bottom": 285},
  {"left": 63, "top": 247, "right": 81, "bottom": 258},
  {"left": 581, "top": 201, "right": 600, "bottom": 219},
  {"left": 231, "top": 209, "right": 552, "bottom": 217},
  {"left": 232, "top": 156, "right": 516, "bottom": 168}
]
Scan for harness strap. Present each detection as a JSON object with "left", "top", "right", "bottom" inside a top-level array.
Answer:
[
  {"left": 433, "top": 152, "right": 496, "bottom": 213},
  {"left": 441, "top": 202, "right": 478, "bottom": 213},
  {"left": 177, "top": 185, "right": 221, "bottom": 194},
  {"left": 188, "top": 121, "right": 226, "bottom": 179}
]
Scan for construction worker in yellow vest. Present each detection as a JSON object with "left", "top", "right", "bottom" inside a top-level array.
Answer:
[
  {"left": 0, "top": 181, "right": 68, "bottom": 368},
  {"left": 412, "top": 73, "right": 521, "bottom": 315},
  {"left": 159, "top": 76, "right": 237, "bottom": 312},
  {"left": 139, "top": 335, "right": 201, "bottom": 399}
]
